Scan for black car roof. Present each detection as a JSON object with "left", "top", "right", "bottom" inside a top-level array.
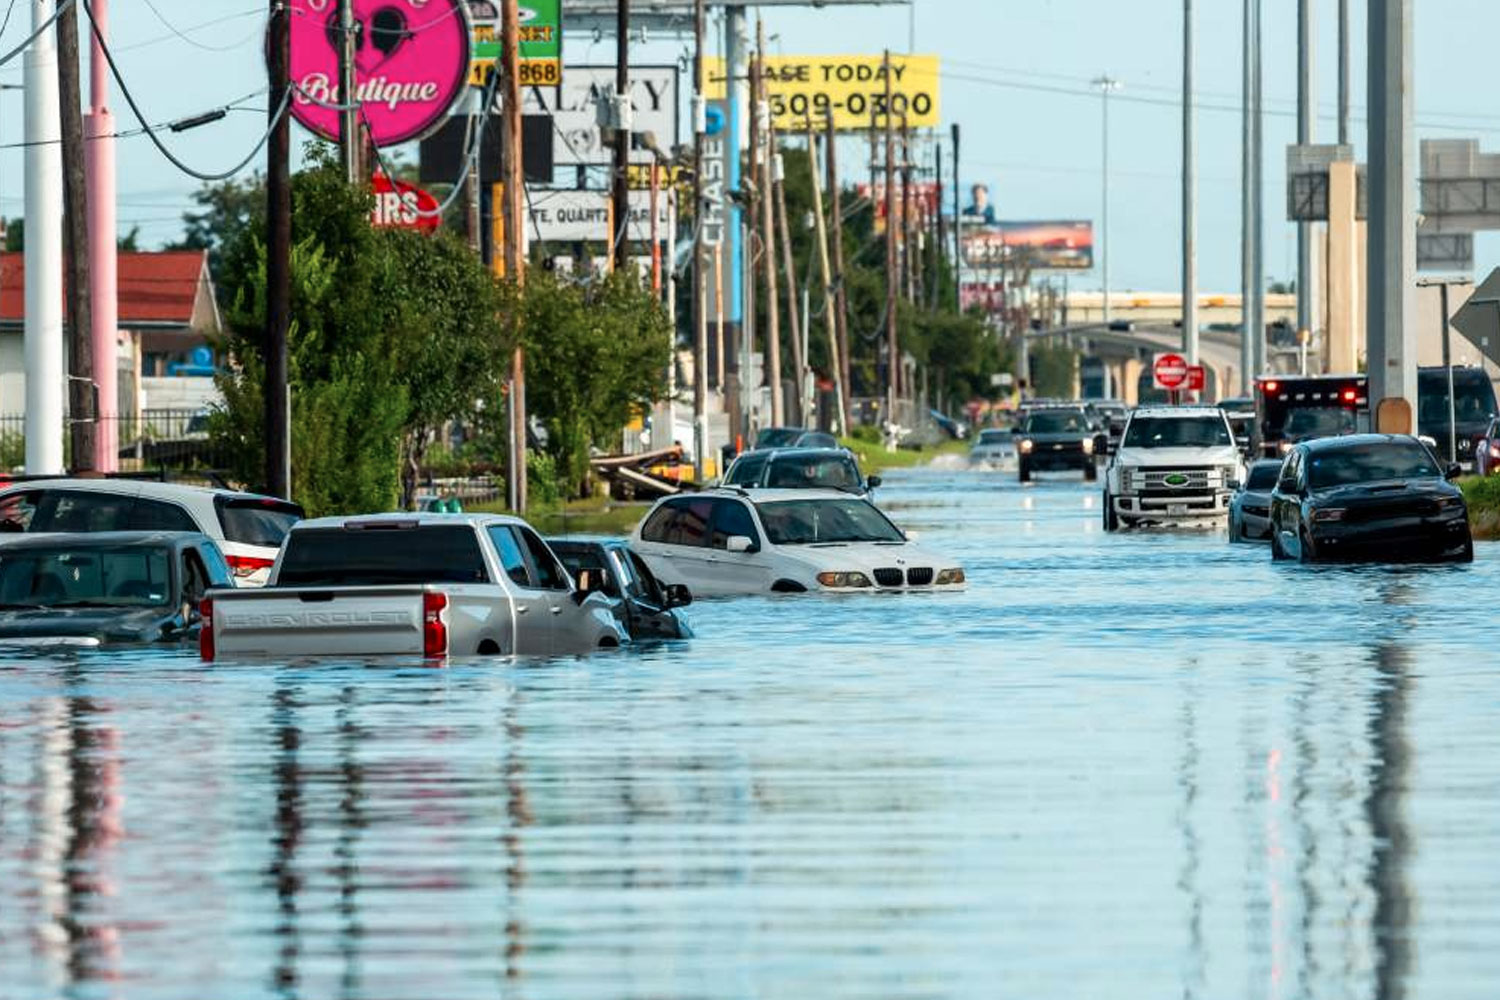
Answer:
[{"left": 1299, "top": 433, "right": 1419, "bottom": 454}]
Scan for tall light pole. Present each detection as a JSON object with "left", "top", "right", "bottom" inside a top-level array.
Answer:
[
  {"left": 1240, "top": 0, "right": 1254, "bottom": 394},
  {"left": 1182, "top": 0, "right": 1198, "bottom": 373},
  {"left": 1297, "top": 0, "right": 1315, "bottom": 346},
  {"left": 1091, "top": 75, "right": 1121, "bottom": 330}
]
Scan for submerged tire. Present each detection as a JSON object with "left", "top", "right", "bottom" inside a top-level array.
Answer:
[
  {"left": 1270, "top": 529, "right": 1288, "bottom": 561},
  {"left": 1102, "top": 493, "right": 1120, "bottom": 532}
]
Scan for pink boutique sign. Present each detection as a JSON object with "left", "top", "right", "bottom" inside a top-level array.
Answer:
[{"left": 288, "top": 0, "right": 472, "bottom": 148}]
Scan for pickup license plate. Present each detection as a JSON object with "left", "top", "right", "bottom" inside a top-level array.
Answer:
[{"left": 1167, "top": 504, "right": 1190, "bottom": 516}]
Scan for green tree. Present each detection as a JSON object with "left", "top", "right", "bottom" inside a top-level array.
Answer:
[
  {"left": 521, "top": 270, "right": 672, "bottom": 497},
  {"left": 168, "top": 174, "right": 266, "bottom": 281}
]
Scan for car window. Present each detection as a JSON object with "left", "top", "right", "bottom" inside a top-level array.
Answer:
[
  {"left": 709, "top": 500, "right": 760, "bottom": 550},
  {"left": 765, "top": 455, "right": 861, "bottom": 491},
  {"left": 725, "top": 453, "right": 769, "bottom": 486},
  {"left": 182, "top": 551, "right": 209, "bottom": 604},
  {"left": 0, "top": 491, "right": 39, "bottom": 533},
  {"left": 627, "top": 550, "right": 666, "bottom": 606},
  {"left": 199, "top": 541, "right": 233, "bottom": 587},
  {"left": 797, "top": 433, "right": 839, "bottom": 449},
  {"left": 487, "top": 526, "right": 534, "bottom": 588},
  {"left": 129, "top": 498, "right": 198, "bottom": 533},
  {"left": 1025, "top": 411, "right": 1086, "bottom": 434},
  {"left": 1123, "top": 416, "right": 1232, "bottom": 449},
  {"left": 1306, "top": 442, "right": 1442, "bottom": 489},
  {"left": 516, "top": 527, "right": 568, "bottom": 591},
  {"left": 32, "top": 491, "right": 137, "bottom": 532},
  {"left": 0, "top": 545, "right": 172, "bottom": 608},
  {"left": 278, "top": 525, "right": 489, "bottom": 587},
  {"left": 555, "top": 545, "right": 621, "bottom": 598},
  {"left": 215, "top": 497, "right": 304, "bottom": 547},
  {"left": 977, "top": 430, "right": 1012, "bottom": 445},
  {"left": 640, "top": 505, "right": 678, "bottom": 543},
  {"left": 1245, "top": 463, "right": 1282, "bottom": 490},
  {"left": 659, "top": 498, "right": 711, "bottom": 547},
  {"left": 606, "top": 549, "right": 639, "bottom": 600}
]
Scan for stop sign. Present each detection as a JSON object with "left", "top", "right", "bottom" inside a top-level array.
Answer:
[{"left": 1153, "top": 353, "right": 1189, "bottom": 390}]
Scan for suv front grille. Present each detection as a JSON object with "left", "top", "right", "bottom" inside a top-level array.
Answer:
[
  {"left": 874, "top": 568, "right": 904, "bottom": 588},
  {"left": 1142, "top": 467, "right": 1213, "bottom": 490},
  {"left": 907, "top": 567, "right": 934, "bottom": 586}
]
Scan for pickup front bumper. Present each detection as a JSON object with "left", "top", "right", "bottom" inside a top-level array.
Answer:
[{"left": 1113, "top": 490, "right": 1232, "bottom": 522}]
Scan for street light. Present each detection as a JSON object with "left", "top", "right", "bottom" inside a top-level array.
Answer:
[{"left": 1091, "top": 74, "right": 1121, "bottom": 386}]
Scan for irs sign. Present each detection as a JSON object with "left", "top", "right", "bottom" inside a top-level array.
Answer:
[{"left": 371, "top": 173, "right": 441, "bottom": 233}]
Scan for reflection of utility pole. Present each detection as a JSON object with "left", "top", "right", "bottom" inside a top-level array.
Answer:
[
  {"left": 1366, "top": 637, "right": 1414, "bottom": 1000},
  {"left": 1091, "top": 76, "right": 1121, "bottom": 329}
]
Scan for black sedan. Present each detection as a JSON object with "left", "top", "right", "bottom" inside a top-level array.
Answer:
[
  {"left": 549, "top": 537, "right": 693, "bottom": 640},
  {"left": 1269, "top": 434, "right": 1472, "bottom": 563},
  {"left": 0, "top": 531, "right": 232, "bottom": 647}
]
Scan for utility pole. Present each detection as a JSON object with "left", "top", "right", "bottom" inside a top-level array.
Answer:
[
  {"left": 1181, "top": 0, "right": 1198, "bottom": 375},
  {"left": 756, "top": 20, "right": 782, "bottom": 427},
  {"left": 58, "top": 0, "right": 94, "bottom": 470},
  {"left": 933, "top": 139, "right": 943, "bottom": 311},
  {"left": 827, "top": 108, "right": 852, "bottom": 428},
  {"left": 1338, "top": 0, "right": 1350, "bottom": 146},
  {"left": 611, "top": 0, "right": 631, "bottom": 273},
  {"left": 1092, "top": 76, "right": 1120, "bottom": 329},
  {"left": 1240, "top": 0, "right": 1254, "bottom": 395},
  {"left": 806, "top": 121, "right": 847, "bottom": 435},
  {"left": 266, "top": 0, "right": 292, "bottom": 497},
  {"left": 85, "top": 0, "right": 118, "bottom": 473},
  {"left": 691, "top": 0, "right": 708, "bottom": 481},
  {"left": 901, "top": 116, "right": 917, "bottom": 304},
  {"left": 950, "top": 123, "right": 960, "bottom": 314},
  {"left": 1297, "top": 0, "right": 1315, "bottom": 346},
  {"left": 1250, "top": 0, "right": 1264, "bottom": 379},
  {"left": 772, "top": 132, "right": 804, "bottom": 425},
  {"left": 1367, "top": 0, "right": 1416, "bottom": 423},
  {"left": 465, "top": 99, "right": 482, "bottom": 253},
  {"left": 339, "top": 0, "right": 359, "bottom": 183},
  {"left": 502, "top": 0, "right": 527, "bottom": 512},
  {"left": 24, "top": 0, "right": 63, "bottom": 475},
  {"left": 882, "top": 49, "right": 899, "bottom": 419}
]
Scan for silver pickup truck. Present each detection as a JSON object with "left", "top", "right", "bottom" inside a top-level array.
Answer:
[{"left": 201, "top": 513, "right": 627, "bottom": 660}]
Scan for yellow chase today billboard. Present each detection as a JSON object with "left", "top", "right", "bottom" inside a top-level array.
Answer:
[{"left": 707, "top": 54, "right": 940, "bottom": 131}]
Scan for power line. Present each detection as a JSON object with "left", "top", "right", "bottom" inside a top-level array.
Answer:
[
  {"left": 0, "top": 0, "right": 75, "bottom": 71},
  {"left": 81, "top": 0, "right": 290, "bottom": 182},
  {"left": 138, "top": 0, "right": 258, "bottom": 53}
]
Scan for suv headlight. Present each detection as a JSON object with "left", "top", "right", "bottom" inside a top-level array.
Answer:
[
  {"left": 1081, "top": 438, "right": 1094, "bottom": 455},
  {"left": 935, "top": 568, "right": 966, "bottom": 585},
  {"left": 816, "top": 571, "right": 873, "bottom": 588},
  {"left": 1019, "top": 439, "right": 1034, "bottom": 454}
]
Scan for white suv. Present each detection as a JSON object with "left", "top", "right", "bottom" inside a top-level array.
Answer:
[
  {"left": 1103, "top": 407, "right": 1243, "bottom": 531},
  {"left": 0, "top": 480, "right": 303, "bottom": 586}
]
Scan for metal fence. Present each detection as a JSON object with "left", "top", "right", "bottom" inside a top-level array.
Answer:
[{"left": 0, "top": 409, "right": 227, "bottom": 475}]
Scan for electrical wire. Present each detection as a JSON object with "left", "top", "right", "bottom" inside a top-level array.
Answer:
[
  {"left": 0, "top": 0, "right": 20, "bottom": 47},
  {"left": 82, "top": 0, "right": 290, "bottom": 182},
  {"left": 0, "top": 0, "right": 75, "bottom": 72},
  {"left": 138, "top": 0, "right": 258, "bottom": 53}
]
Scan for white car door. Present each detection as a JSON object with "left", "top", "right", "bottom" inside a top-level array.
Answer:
[
  {"left": 703, "top": 498, "right": 776, "bottom": 594},
  {"left": 635, "top": 497, "right": 717, "bottom": 593},
  {"left": 486, "top": 525, "right": 553, "bottom": 656}
]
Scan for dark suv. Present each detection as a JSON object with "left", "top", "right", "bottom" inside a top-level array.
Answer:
[
  {"left": 1016, "top": 406, "right": 1105, "bottom": 483},
  {"left": 723, "top": 448, "right": 877, "bottom": 496}
]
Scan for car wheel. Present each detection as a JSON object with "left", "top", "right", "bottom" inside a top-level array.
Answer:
[
  {"left": 1298, "top": 529, "right": 1317, "bottom": 563},
  {"left": 1102, "top": 492, "right": 1119, "bottom": 532},
  {"left": 1018, "top": 462, "right": 1031, "bottom": 484},
  {"left": 1270, "top": 528, "right": 1288, "bottom": 561},
  {"left": 1458, "top": 535, "right": 1475, "bottom": 563},
  {"left": 1228, "top": 514, "right": 1242, "bottom": 543},
  {"left": 1083, "top": 461, "right": 1098, "bottom": 482}
]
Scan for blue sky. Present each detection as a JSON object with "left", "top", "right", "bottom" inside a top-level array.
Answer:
[{"left": 1, "top": 0, "right": 1496, "bottom": 293}]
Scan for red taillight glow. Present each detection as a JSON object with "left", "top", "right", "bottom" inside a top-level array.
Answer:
[
  {"left": 1342, "top": 389, "right": 1357, "bottom": 402},
  {"left": 199, "top": 597, "right": 215, "bottom": 661},
  {"left": 226, "top": 554, "right": 275, "bottom": 579},
  {"left": 1262, "top": 380, "right": 1279, "bottom": 393},
  {"left": 422, "top": 591, "right": 449, "bottom": 660}
]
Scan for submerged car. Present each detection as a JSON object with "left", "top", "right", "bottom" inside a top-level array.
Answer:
[
  {"left": 1269, "top": 434, "right": 1471, "bottom": 563},
  {"left": 1016, "top": 406, "right": 1103, "bottom": 482},
  {"left": 631, "top": 488, "right": 965, "bottom": 596},
  {"left": 969, "top": 428, "right": 1019, "bottom": 470},
  {"left": 548, "top": 537, "right": 693, "bottom": 640},
  {"left": 0, "top": 531, "right": 231, "bottom": 648},
  {"left": 1228, "top": 459, "right": 1284, "bottom": 542},
  {"left": 1103, "top": 406, "right": 1241, "bottom": 531},
  {"left": 724, "top": 447, "right": 878, "bottom": 496}
]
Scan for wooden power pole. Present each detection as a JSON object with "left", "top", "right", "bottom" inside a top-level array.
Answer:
[
  {"left": 827, "top": 107, "right": 852, "bottom": 430},
  {"left": 755, "top": 20, "right": 782, "bottom": 426},
  {"left": 57, "top": 0, "right": 93, "bottom": 470},
  {"left": 772, "top": 123, "right": 804, "bottom": 426},
  {"left": 265, "top": 0, "right": 291, "bottom": 497},
  {"left": 502, "top": 0, "right": 527, "bottom": 511},
  {"left": 882, "top": 50, "right": 899, "bottom": 419},
  {"left": 611, "top": 0, "right": 631, "bottom": 272},
  {"left": 806, "top": 121, "right": 848, "bottom": 435}
]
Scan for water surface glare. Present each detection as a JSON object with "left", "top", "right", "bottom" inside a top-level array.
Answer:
[{"left": 2, "top": 467, "right": 1498, "bottom": 998}]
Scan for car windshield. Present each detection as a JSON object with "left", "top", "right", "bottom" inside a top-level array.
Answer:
[
  {"left": 276, "top": 525, "right": 489, "bottom": 586},
  {"left": 1418, "top": 372, "right": 1497, "bottom": 429},
  {"left": 755, "top": 428, "right": 803, "bottom": 449},
  {"left": 977, "top": 430, "right": 1013, "bottom": 445},
  {"left": 1123, "top": 416, "right": 1231, "bottom": 449},
  {"left": 764, "top": 456, "right": 862, "bottom": 491},
  {"left": 1306, "top": 442, "right": 1442, "bottom": 489},
  {"left": 1025, "top": 411, "right": 1087, "bottom": 434},
  {"left": 216, "top": 497, "right": 303, "bottom": 548},
  {"left": 757, "top": 499, "right": 905, "bottom": 545},
  {"left": 1283, "top": 407, "right": 1356, "bottom": 438},
  {"left": 1245, "top": 463, "right": 1282, "bottom": 490},
  {"left": 0, "top": 546, "right": 172, "bottom": 608}
]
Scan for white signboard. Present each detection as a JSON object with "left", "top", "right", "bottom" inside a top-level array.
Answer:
[
  {"left": 526, "top": 189, "right": 675, "bottom": 243},
  {"left": 506, "top": 65, "right": 679, "bottom": 166}
]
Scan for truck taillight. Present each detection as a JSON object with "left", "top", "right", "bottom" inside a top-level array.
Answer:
[
  {"left": 226, "top": 554, "right": 275, "bottom": 579},
  {"left": 1342, "top": 389, "right": 1357, "bottom": 403},
  {"left": 1262, "top": 380, "right": 1279, "bottom": 393},
  {"left": 199, "top": 597, "right": 215, "bottom": 661},
  {"left": 423, "top": 591, "right": 449, "bottom": 660}
]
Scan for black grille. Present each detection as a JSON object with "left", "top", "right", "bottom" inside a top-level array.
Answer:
[
  {"left": 1347, "top": 499, "right": 1435, "bottom": 523},
  {"left": 907, "top": 567, "right": 934, "bottom": 586},
  {"left": 874, "top": 568, "right": 904, "bottom": 588}
]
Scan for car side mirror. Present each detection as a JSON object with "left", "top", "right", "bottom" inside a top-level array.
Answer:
[
  {"left": 663, "top": 583, "right": 693, "bottom": 609},
  {"left": 1228, "top": 480, "right": 1242, "bottom": 492},
  {"left": 725, "top": 535, "right": 756, "bottom": 554},
  {"left": 1446, "top": 462, "right": 1463, "bottom": 481},
  {"left": 866, "top": 475, "right": 882, "bottom": 490}
]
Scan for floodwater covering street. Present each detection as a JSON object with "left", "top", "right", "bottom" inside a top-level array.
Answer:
[{"left": 3, "top": 463, "right": 1498, "bottom": 999}]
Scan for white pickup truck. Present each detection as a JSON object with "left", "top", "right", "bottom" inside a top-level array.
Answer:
[
  {"left": 1103, "top": 406, "right": 1244, "bottom": 531},
  {"left": 200, "top": 513, "right": 627, "bottom": 660}
]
